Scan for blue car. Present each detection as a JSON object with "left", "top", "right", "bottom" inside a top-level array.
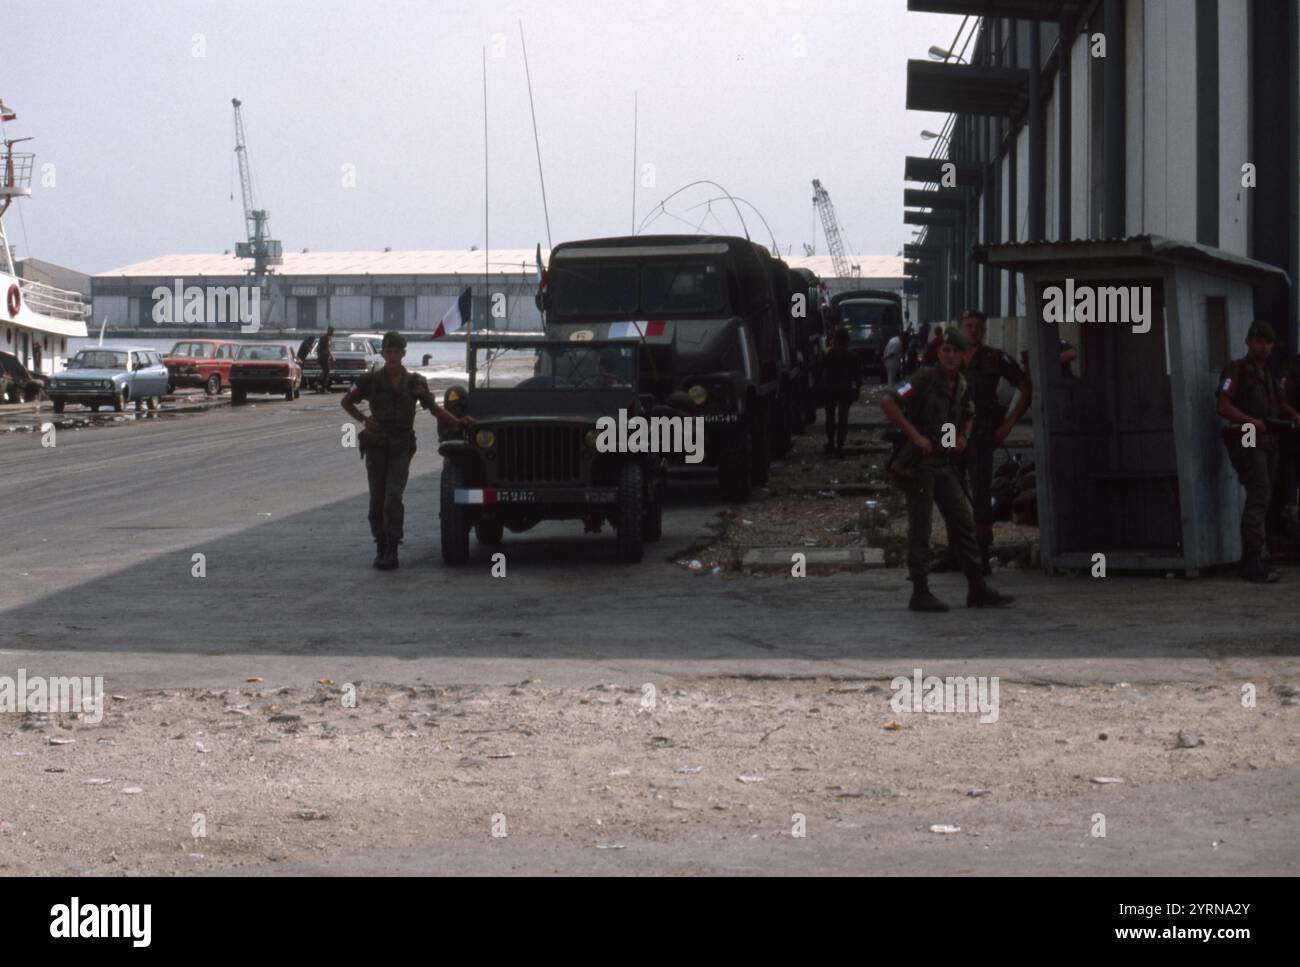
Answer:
[{"left": 47, "top": 346, "right": 170, "bottom": 413}]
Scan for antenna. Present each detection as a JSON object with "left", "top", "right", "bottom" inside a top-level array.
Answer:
[
  {"left": 631, "top": 92, "right": 638, "bottom": 234},
  {"left": 519, "top": 21, "right": 552, "bottom": 251}
]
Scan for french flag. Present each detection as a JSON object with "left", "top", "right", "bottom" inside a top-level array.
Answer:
[
  {"left": 608, "top": 320, "right": 667, "bottom": 339},
  {"left": 433, "top": 287, "right": 472, "bottom": 339},
  {"left": 0, "top": 98, "right": 16, "bottom": 122}
]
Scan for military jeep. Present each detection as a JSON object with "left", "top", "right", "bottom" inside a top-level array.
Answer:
[{"left": 437, "top": 338, "right": 667, "bottom": 565}]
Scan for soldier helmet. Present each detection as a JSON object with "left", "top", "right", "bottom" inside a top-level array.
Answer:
[
  {"left": 1247, "top": 321, "right": 1276, "bottom": 342},
  {"left": 382, "top": 330, "right": 407, "bottom": 350}
]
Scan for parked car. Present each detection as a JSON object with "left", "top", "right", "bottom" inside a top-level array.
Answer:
[
  {"left": 0, "top": 350, "right": 45, "bottom": 404},
  {"left": 228, "top": 343, "right": 302, "bottom": 405},
  {"left": 46, "top": 347, "right": 169, "bottom": 413},
  {"left": 298, "top": 336, "right": 381, "bottom": 391},
  {"left": 163, "top": 339, "right": 243, "bottom": 395}
]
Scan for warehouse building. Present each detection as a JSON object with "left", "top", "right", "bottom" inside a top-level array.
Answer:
[
  {"left": 92, "top": 250, "right": 906, "bottom": 333},
  {"left": 904, "top": 0, "right": 1298, "bottom": 354}
]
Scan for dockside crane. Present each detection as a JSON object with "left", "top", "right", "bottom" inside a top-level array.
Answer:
[
  {"left": 811, "top": 179, "right": 857, "bottom": 281},
  {"left": 232, "top": 98, "right": 281, "bottom": 322}
]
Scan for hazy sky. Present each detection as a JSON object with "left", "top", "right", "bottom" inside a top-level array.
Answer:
[{"left": 6, "top": 0, "right": 956, "bottom": 273}]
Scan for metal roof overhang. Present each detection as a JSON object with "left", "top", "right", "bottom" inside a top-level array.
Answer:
[
  {"left": 904, "top": 245, "right": 942, "bottom": 261},
  {"left": 907, "top": 0, "right": 1083, "bottom": 20},
  {"left": 906, "top": 60, "right": 1028, "bottom": 117},
  {"left": 904, "top": 209, "right": 958, "bottom": 227},
  {"left": 904, "top": 189, "right": 967, "bottom": 210},
  {"left": 904, "top": 155, "right": 983, "bottom": 187},
  {"left": 973, "top": 235, "right": 1292, "bottom": 286}
]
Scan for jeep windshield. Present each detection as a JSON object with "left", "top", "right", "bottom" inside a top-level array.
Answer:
[
  {"left": 69, "top": 350, "right": 128, "bottom": 370},
  {"left": 478, "top": 344, "right": 636, "bottom": 390},
  {"left": 551, "top": 259, "right": 725, "bottom": 317}
]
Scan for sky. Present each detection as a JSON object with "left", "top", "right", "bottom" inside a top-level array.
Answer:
[{"left": 4, "top": 0, "right": 957, "bottom": 274}]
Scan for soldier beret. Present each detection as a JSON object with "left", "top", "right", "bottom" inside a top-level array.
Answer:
[
  {"left": 382, "top": 330, "right": 407, "bottom": 350},
  {"left": 1247, "top": 321, "right": 1276, "bottom": 341},
  {"left": 941, "top": 326, "right": 971, "bottom": 350}
]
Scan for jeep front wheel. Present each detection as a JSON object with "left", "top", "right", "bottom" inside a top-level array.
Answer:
[
  {"left": 440, "top": 458, "right": 471, "bottom": 565},
  {"left": 615, "top": 462, "right": 644, "bottom": 563}
]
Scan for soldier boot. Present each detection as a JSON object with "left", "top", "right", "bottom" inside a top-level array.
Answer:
[{"left": 908, "top": 577, "right": 950, "bottom": 613}]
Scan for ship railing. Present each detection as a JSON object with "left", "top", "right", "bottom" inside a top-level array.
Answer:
[
  {"left": 1, "top": 153, "right": 35, "bottom": 192},
  {"left": 19, "top": 277, "right": 90, "bottom": 321}
]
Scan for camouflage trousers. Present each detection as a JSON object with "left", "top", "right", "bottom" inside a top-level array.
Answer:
[
  {"left": 365, "top": 436, "right": 416, "bottom": 545},
  {"left": 902, "top": 464, "right": 982, "bottom": 582},
  {"left": 1231, "top": 443, "right": 1276, "bottom": 560}
]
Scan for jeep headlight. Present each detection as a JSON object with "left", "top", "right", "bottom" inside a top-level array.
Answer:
[
  {"left": 475, "top": 429, "right": 495, "bottom": 448},
  {"left": 101, "top": 380, "right": 111, "bottom": 389},
  {"left": 687, "top": 384, "right": 707, "bottom": 405}
]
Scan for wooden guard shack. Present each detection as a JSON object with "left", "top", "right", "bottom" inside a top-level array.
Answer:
[{"left": 974, "top": 235, "right": 1291, "bottom": 577}]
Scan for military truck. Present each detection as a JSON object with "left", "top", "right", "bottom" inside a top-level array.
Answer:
[
  {"left": 829, "top": 289, "right": 904, "bottom": 382},
  {"left": 788, "top": 266, "right": 827, "bottom": 423},
  {"left": 437, "top": 337, "right": 666, "bottom": 565},
  {"left": 538, "top": 235, "right": 783, "bottom": 502}
]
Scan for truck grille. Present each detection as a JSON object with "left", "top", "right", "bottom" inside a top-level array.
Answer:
[{"left": 496, "top": 425, "right": 584, "bottom": 484}]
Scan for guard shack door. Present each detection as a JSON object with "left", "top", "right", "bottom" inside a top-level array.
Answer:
[{"left": 1038, "top": 275, "right": 1183, "bottom": 563}]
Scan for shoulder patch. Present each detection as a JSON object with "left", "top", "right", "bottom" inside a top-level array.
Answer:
[{"left": 895, "top": 381, "right": 914, "bottom": 399}]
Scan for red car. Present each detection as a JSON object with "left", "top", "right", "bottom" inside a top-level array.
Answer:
[
  {"left": 229, "top": 343, "right": 302, "bottom": 405},
  {"left": 164, "top": 339, "right": 243, "bottom": 396}
]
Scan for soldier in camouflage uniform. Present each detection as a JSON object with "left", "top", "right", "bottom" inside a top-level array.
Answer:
[
  {"left": 881, "top": 327, "right": 1014, "bottom": 612},
  {"left": 1216, "top": 321, "right": 1300, "bottom": 582},
  {"left": 341, "top": 331, "right": 473, "bottom": 570}
]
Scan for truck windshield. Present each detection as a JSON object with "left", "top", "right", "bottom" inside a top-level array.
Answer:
[
  {"left": 477, "top": 344, "right": 636, "bottom": 390},
  {"left": 838, "top": 302, "right": 900, "bottom": 330},
  {"left": 552, "top": 259, "right": 725, "bottom": 317}
]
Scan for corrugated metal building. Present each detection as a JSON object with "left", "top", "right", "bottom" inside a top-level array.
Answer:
[
  {"left": 92, "top": 250, "right": 906, "bottom": 332},
  {"left": 904, "top": 0, "right": 1298, "bottom": 354}
]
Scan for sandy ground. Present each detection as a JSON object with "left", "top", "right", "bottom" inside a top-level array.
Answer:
[{"left": 3, "top": 675, "right": 1296, "bottom": 875}]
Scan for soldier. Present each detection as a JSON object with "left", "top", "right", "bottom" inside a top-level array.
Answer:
[
  {"left": 881, "top": 326, "right": 1014, "bottom": 612},
  {"left": 1216, "top": 321, "right": 1300, "bottom": 582},
  {"left": 316, "top": 326, "right": 335, "bottom": 393},
  {"left": 1278, "top": 350, "right": 1300, "bottom": 544},
  {"left": 341, "top": 330, "right": 473, "bottom": 570},
  {"left": 821, "top": 327, "right": 862, "bottom": 456},
  {"left": 956, "top": 309, "right": 1032, "bottom": 573}
]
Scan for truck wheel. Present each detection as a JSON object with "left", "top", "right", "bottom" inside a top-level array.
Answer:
[
  {"left": 204, "top": 374, "right": 221, "bottom": 396},
  {"left": 89, "top": 404, "right": 100, "bottom": 412},
  {"left": 52, "top": 399, "right": 65, "bottom": 414},
  {"left": 751, "top": 402, "right": 771, "bottom": 486},
  {"left": 113, "top": 387, "right": 128, "bottom": 412},
  {"left": 770, "top": 393, "right": 792, "bottom": 458},
  {"left": 231, "top": 387, "right": 247, "bottom": 406},
  {"left": 475, "top": 518, "right": 504, "bottom": 545},
  {"left": 616, "top": 462, "right": 644, "bottom": 563},
  {"left": 440, "top": 458, "right": 471, "bottom": 565},
  {"left": 643, "top": 486, "right": 663, "bottom": 542}
]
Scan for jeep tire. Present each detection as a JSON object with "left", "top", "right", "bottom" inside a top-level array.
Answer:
[
  {"left": 616, "top": 462, "right": 644, "bottom": 563},
  {"left": 440, "top": 458, "right": 471, "bottom": 565}
]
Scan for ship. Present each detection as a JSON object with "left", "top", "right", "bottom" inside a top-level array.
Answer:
[{"left": 1, "top": 97, "right": 89, "bottom": 382}]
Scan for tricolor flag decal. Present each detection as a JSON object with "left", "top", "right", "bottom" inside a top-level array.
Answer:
[
  {"left": 607, "top": 320, "right": 667, "bottom": 339},
  {"left": 434, "top": 287, "right": 473, "bottom": 339},
  {"left": 454, "top": 488, "right": 497, "bottom": 505}
]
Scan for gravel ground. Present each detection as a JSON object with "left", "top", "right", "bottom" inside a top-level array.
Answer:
[{"left": 3, "top": 675, "right": 1295, "bottom": 875}]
